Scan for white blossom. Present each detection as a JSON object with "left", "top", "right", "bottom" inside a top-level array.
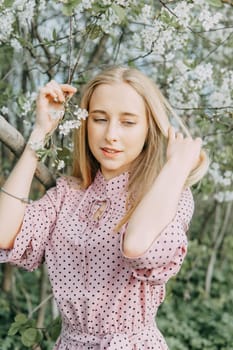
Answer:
[
  {"left": 138, "top": 4, "right": 153, "bottom": 24},
  {"left": 59, "top": 120, "right": 82, "bottom": 136},
  {"left": 20, "top": 92, "right": 37, "bottom": 117},
  {"left": 115, "top": 0, "right": 134, "bottom": 7},
  {"left": 59, "top": 106, "right": 88, "bottom": 136},
  {"left": 97, "top": 7, "right": 121, "bottom": 34},
  {"left": 214, "top": 191, "right": 233, "bottom": 203},
  {"left": 209, "top": 164, "right": 233, "bottom": 187},
  {"left": 1, "top": 106, "right": 9, "bottom": 115},
  {"left": 173, "top": 1, "right": 194, "bottom": 28},
  {"left": 16, "top": 0, "right": 36, "bottom": 27},
  {"left": 81, "top": 0, "right": 94, "bottom": 10},
  {"left": 10, "top": 38, "right": 22, "bottom": 51},
  {"left": 0, "top": 9, "right": 14, "bottom": 41},
  {"left": 73, "top": 106, "right": 89, "bottom": 120},
  {"left": 38, "top": 0, "right": 46, "bottom": 11},
  {"left": 57, "top": 160, "right": 65, "bottom": 170},
  {"left": 199, "top": 8, "right": 222, "bottom": 31}
]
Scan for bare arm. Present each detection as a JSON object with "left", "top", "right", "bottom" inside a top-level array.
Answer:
[
  {"left": 0, "top": 81, "right": 77, "bottom": 249},
  {"left": 123, "top": 127, "right": 202, "bottom": 257}
]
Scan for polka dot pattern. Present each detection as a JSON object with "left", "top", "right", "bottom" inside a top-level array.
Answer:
[{"left": 0, "top": 170, "right": 194, "bottom": 350}]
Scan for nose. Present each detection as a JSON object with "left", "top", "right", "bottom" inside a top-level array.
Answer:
[{"left": 105, "top": 120, "right": 118, "bottom": 143}]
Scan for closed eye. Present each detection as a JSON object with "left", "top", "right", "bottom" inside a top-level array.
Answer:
[
  {"left": 93, "top": 118, "right": 107, "bottom": 122},
  {"left": 122, "top": 121, "right": 137, "bottom": 126}
]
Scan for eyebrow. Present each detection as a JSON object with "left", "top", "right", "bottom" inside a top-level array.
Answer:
[{"left": 89, "top": 109, "right": 139, "bottom": 118}]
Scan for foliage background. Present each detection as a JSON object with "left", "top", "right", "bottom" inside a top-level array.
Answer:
[{"left": 0, "top": 0, "right": 232, "bottom": 349}]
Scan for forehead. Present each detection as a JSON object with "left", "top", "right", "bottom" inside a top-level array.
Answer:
[{"left": 89, "top": 82, "right": 146, "bottom": 114}]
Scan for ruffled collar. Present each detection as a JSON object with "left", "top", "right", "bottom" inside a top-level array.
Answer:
[{"left": 91, "top": 169, "right": 129, "bottom": 200}]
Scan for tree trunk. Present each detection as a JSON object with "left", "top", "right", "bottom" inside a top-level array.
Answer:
[{"left": 0, "top": 116, "right": 55, "bottom": 189}]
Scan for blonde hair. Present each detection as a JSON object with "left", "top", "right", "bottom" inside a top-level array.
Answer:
[{"left": 72, "top": 66, "right": 209, "bottom": 226}]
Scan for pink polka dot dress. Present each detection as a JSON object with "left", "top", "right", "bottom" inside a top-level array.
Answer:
[{"left": 0, "top": 170, "right": 194, "bottom": 349}]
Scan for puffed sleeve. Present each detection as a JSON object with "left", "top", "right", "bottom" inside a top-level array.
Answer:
[
  {"left": 0, "top": 177, "right": 69, "bottom": 271},
  {"left": 120, "top": 188, "right": 194, "bottom": 284}
]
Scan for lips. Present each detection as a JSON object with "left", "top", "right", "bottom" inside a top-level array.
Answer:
[
  {"left": 101, "top": 147, "right": 122, "bottom": 153},
  {"left": 101, "top": 147, "right": 122, "bottom": 158}
]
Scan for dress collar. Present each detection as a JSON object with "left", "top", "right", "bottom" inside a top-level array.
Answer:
[{"left": 91, "top": 169, "right": 129, "bottom": 200}]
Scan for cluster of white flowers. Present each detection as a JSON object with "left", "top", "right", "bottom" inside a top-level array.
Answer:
[
  {"left": 173, "top": 1, "right": 194, "bottom": 28},
  {"left": 208, "top": 163, "right": 233, "bottom": 203},
  {"left": 102, "top": 0, "right": 134, "bottom": 6},
  {"left": 209, "top": 70, "right": 233, "bottom": 107},
  {"left": 59, "top": 106, "right": 88, "bottom": 136},
  {"left": 59, "top": 120, "right": 82, "bottom": 136},
  {"left": 80, "top": 0, "right": 94, "bottom": 10},
  {"left": 214, "top": 191, "right": 233, "bottom": 203},
  {"left": 14, "top": 0, "right": 36, "bottom": 28},
  {"left": 209, "top": 163, "right": 233, "bottom": 187},
  {"left": 0, "top": 0, "right": 37, "bottom": 42},
  {"left": 199, "top": 8, "right": 222, "bottom": 31},
  {"left": 20, "top": 92, "right": 37, "bottom": 117},
  {"left": 57, "top": 159, "right": 65, "bottom": 171},
  {"left": 0, "top": 106, "right": 9, "bottom": 115},
  {"left": 172, "top": 0, "right": 223, "bottom": 31},
  {"left": 97, "top": 7, "right": 121, "bottom": 34},
  {"left": 10, "top": 38, "right": 22, "bottom": 52},
  {"left": 0, "top": 9, "right": 14, "bottom": 42},
  {"left": 114, "top": 0, "right": 132, "bottom": 7},
  {"left": 38, "top": 0, "right": 46, "bottom": 11},
  {"left": 139, "top": 4, "right": 153, "bottom": 24},
  {"left": 190, "top": 63, "right": 214, "bottom": 90}
]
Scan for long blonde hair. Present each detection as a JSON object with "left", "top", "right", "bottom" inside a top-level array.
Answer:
[{"left": 72, "top": 66, "right": 209, "bottom": 226}]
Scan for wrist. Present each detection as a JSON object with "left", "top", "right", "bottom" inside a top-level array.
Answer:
[
  {"left": 29, "top": 126, "right": 47, "bottom": 142},
  {"left": 165, "top": 157, "right": 191, "bottom": 182}
]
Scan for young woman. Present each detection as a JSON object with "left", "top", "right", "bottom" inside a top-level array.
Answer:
[{"left": 0, "top": 66, "right": 208, "bottom": 349}]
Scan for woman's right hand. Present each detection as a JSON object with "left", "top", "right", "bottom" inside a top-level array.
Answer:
[{"left": 34, "top": 80, "right": 77, "bottom": 136}]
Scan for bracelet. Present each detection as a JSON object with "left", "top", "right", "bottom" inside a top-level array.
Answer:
[{"left": 0, "top": 187, "right": 33, "bottom": 204}]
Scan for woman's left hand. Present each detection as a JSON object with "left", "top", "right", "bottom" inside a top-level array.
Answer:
[{"left": 166, "top": 126, "right": 202, "bottom": 174}]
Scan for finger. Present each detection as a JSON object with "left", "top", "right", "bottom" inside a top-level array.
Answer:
[
  {"left": 195, "top": 137, "right": 202, "bottom": 145},
  {"left": 168, "top": 126, "right": 176, "bottom": 141},
  {"left": 39, "top": 86, "right": 58, "bottom": 101},
  {"left": 60, "top": 84, "right": 77, "bottom": 99},
  {"left": 46, "top": 81, "right": 66, "bottom": 103},
  {"left": 60, "top": 83, "right": 77, "bottom": 93},
  {"left": 176, "top": 132, "right": 184, "bottom": 140}
]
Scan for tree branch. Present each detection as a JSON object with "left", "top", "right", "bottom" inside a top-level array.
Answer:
[{"left": 0, "top": 116, "right": 55, "bottom": 189}]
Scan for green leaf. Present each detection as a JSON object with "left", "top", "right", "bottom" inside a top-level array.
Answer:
[
  {"left": 8, "top": 323, "right": 20, "bottom": 336},
  {"left": 62, "top": 4, "right": 74, "bottom": 16},
  {"left": 14, "top": 314, "right": 28, "bottom": 325},
  {"left": 21, "top": 328, "right": 38, "bottom": 347},
  {"left": 57, "top": 147, "right": 71, "bottom": 159},
  {"left": 112, "top": 4, "right": 126, "bottom": 22},
  {"left": 47, "top": 317, "right": 62, "bottom": 341},
  {"left": 3, "top": 0, "right": 14, "bottom": 8},
  {"left": 206, "top": 0, "right": 223, "bottom": 7},
  {"left": 62, "top": 0, "right": 82, "bottom": 16},
  {"left": 52, "top": 29, "right": 57, "bottom": 41}
]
